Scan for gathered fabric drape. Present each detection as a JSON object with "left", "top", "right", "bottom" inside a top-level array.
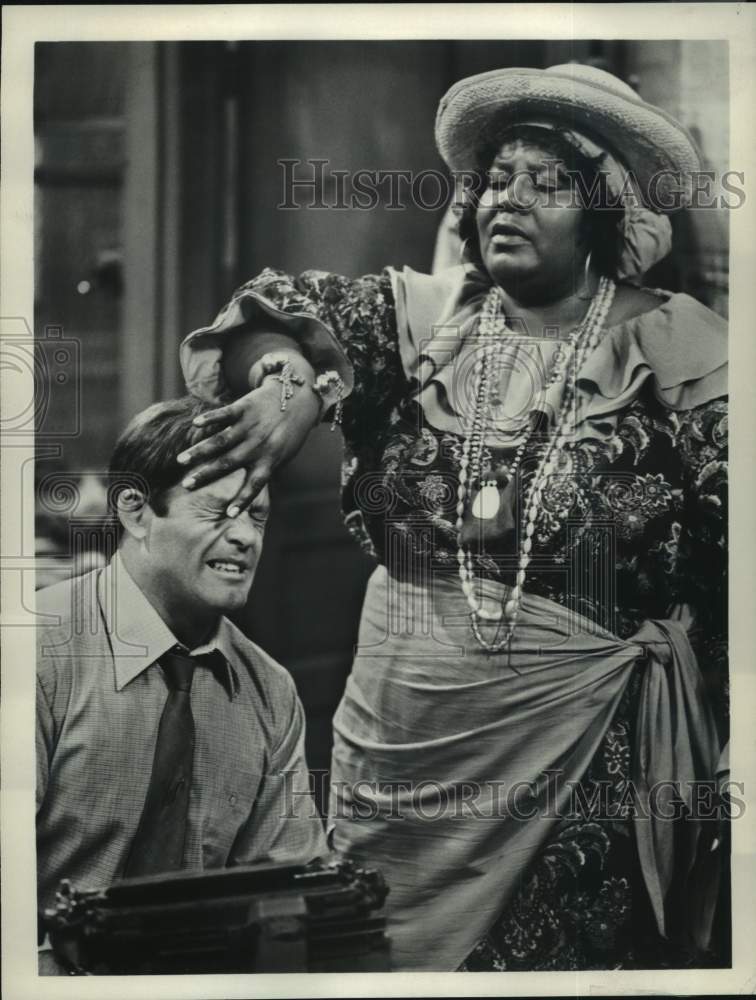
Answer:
[{"left": 328, "top": 567, "right": 720, "bottom": 971}]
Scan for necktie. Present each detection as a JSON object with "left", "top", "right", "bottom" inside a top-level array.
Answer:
[{"left": 122, "top": 648, "right": 199, "bottom": 878}]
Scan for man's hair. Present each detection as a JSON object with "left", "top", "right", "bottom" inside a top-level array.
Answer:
[{"left": 108, "top": 396, "right": 217, "bottom": 528}]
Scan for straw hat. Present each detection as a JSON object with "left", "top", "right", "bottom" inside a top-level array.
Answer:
[{"left": 435, "top": 63, "right": 702, "bottom": 211}]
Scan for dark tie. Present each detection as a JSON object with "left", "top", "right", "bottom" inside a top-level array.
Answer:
[{"left": 122, "top": 648, "right": 199, "bottom": 878}]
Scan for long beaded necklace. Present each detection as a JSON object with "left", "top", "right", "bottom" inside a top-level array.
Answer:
[{"left": 456, "top": 277, "right": 616, "bottom": 653}]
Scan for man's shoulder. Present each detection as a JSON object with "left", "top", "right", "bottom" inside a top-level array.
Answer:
[
  {"left": 36, "top": 569, "right": 105, "bottom": 669},
  {"left": 36, "top": 571, "right": 104, "bottom": 707},
  {"left": 36, "top": 569, "right": 100, "bottom": 623},
  {"left": 36, "top": 571, "right": 102, "bottom": 665},
  {"left": 219, "top": 618, "right": 298, "bottom": 701}
]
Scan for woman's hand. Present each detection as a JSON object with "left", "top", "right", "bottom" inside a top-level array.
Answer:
[{"left": 176, "top": 376, "right": 321, "bottom": 515}]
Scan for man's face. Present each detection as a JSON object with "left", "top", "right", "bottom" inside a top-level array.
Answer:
[{"left": 141, "top": 471, "right": 269, "bottom": 622}]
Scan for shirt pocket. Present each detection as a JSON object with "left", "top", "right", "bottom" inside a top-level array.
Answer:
[{"left": 199, "top": 766, "right": 263, "bottom": 868}]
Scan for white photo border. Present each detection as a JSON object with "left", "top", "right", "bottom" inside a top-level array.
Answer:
[{"left": 2, "top": 4, "right": 755, "bottom": 998}]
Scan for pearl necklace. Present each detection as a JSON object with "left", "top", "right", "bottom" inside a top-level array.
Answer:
[{"left": 456, "top": 277, "right": 616, "bottom": 652}]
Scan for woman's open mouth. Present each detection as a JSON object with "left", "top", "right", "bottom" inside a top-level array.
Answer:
[{"left": 490, "top": 222, "right": 530, "bottom": 244}]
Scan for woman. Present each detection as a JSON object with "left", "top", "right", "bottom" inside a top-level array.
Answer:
[{"left": 178, "top": 64, "right": 728, "bottom": 971}]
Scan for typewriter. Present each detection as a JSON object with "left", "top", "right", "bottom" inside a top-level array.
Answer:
[{"left": 42, "top": 858, "right": 390, "bottom": 974}]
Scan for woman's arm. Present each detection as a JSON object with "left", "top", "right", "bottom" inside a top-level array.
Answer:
[
  {"left": 178, "top": 268, "right": 402, "bottom": 513},
  {"left": 222, "top": 329, "right": 314, "bottom": 396},
  {"left": 177, "top": 329, "right": 321, "bottom": 515}
]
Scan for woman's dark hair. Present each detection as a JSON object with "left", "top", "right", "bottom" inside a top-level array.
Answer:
[
  {"left": 108, "top": 395, "right": 217, "bottom": 529},
  {"left": 456, "top": 123, "right": 624, "bottom": 277}
]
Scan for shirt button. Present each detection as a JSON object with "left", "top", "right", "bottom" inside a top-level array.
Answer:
[{"left": 229, "top": 794, "right": 237, "bottom": 805}]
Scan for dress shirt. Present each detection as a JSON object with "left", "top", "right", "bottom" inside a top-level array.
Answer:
[{"left": 36, "top": 554, "right": 326, "bottom": 915}]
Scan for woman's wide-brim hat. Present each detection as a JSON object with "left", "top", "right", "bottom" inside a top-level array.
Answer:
[{"left": 435, "top": 63, "right": 702, "bottom": 211}]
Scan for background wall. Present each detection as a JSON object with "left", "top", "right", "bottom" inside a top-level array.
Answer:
[{"left": 34, "top": 39, "right": 729, "bottom": 811}]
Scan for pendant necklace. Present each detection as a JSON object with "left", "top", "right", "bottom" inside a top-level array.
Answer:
[{"left": 456, "top": 277, "right": 616, "bottom": 654}]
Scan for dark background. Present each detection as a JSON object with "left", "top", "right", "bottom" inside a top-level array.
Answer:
[{"left": 33, "top": 39, "right": 729, "bottom": 811}]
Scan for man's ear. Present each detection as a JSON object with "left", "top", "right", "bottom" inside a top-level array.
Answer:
[{"left": 116, "top": 488, "right": 153, "bottom": 541}]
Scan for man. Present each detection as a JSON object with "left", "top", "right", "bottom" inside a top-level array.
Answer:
[{"left": 36, "top": 396, "right": 327, "bottom": 972}]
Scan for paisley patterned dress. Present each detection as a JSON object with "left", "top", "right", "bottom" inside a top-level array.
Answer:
[{"left": 182, "top": 266, "right": 728, "bottom": 971}]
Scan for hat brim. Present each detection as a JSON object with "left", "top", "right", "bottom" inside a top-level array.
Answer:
[{"left": 435, "top": 67, "right": 702, "bottom": 212}]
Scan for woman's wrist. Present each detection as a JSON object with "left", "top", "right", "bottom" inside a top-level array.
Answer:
[
  {"left": 310, "top": 370, "right": 346, "bottom": 430},
  {"left": 248, "top": 348, "right": 315, "bottom": 391},
  {"left": 251, "top": 352, "right": 345, "bottom": 430},
  {"left": 220, "top": 329, "right": 307, "bottom": 396}
]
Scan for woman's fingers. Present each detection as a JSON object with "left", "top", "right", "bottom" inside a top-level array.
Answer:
[
  {"left": 225, "top": 466, "right": 271, "bottom": 517},
  {"left": 191, "top": 400, "right": 242, "bottom": 429},
  {"left": 180, "top": 441, "right": 259, "bottom": 489},
  {"left": 177, "top": 424, "right": 248, "bottom": 468},
  {"left": 176, "top": 381, "right": 312, "bottom": 492}
]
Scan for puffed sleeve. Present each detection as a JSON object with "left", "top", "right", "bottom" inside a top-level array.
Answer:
[{"left": 180, "top": 268, "right": 405, "bottom": 432}]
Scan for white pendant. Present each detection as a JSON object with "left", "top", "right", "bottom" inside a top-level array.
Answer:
[
  {"left": 471, "top": 482, "right": 500, "bottom": 520},
  {"left": 478, "top": 600, "right": 503, "bottom": 621}
]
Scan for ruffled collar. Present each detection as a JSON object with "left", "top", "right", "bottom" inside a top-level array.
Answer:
[{"left": 389, "top": 265, "right": 727, "bottom": 447}]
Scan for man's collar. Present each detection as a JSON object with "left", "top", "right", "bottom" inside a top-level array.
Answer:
[
  {"left": 97, "top": 553, "right": 239, "bottom": 698},
  {"left": 177, "top": 622, "right": 240, "bottom": 699}
]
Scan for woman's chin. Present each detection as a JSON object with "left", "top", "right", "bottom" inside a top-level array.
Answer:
[{"left": 484, "top": 256, "right": 539, "bottom": 289}]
